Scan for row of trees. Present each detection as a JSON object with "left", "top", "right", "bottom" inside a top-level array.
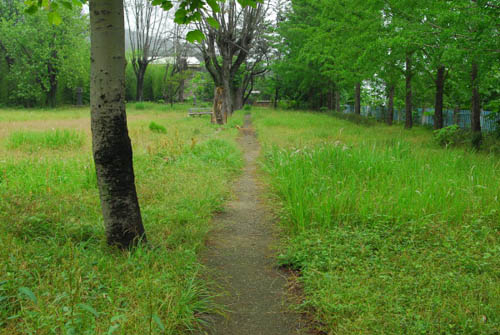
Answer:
[{"left": 270, "top": 0, "right": 499, "bottom": 143}]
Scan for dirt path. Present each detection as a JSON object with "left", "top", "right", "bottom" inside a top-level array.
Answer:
[{"left": 201, "top": 115, "right": 302, "bottom": 335}]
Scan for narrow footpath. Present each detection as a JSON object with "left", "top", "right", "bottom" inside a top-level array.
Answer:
[{"left": 201, "top": 115, "right": 302, "bottom": 335}]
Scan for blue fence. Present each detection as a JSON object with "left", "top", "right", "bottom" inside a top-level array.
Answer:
[{"left": 342, "top": 105, "right": 500, "bottom": 132}]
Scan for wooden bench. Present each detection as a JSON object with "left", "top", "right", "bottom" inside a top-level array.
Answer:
[{"left": 188, "top": 108, "right": 213, "bottom": 117}]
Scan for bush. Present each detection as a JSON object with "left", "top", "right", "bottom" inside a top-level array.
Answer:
[
  {"left": 243, "top": 104, "right": 252, "bottom": 111},
  {"left": 135, "top": 102, "right": 145, "bottom": 110},
  {"left": 149, "top": 121, "right": 166, "bottom": 134},
  {"left": 433, "top": 125, "right": 466, "bottom": 147}
]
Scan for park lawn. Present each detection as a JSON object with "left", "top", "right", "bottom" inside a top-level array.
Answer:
[
  {"left": 252, "top": 109, "right": 500, "bottom": 335},
  {"left": 0, "top": 104, "right": 244, "bottom": 334}
]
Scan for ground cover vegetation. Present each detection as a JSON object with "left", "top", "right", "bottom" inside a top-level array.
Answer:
[
  {"left": 0, "top": 105, "right": 245, "bottom": 334},
  {"left": 252, "top": 108, "right": 499, "bottom": 335}
]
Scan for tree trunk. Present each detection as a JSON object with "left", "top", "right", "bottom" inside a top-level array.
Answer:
[
  {"left": 135, "top": 62, "right": 147, "bottom": 102},
  {"left": 90, "top": 0, "right": 146, "bottom": 249},
  {"left": 273, "top": 86, "right": 279, "bottom": 109},
  {"left": 335, "top": 90, "right": 341, "bottom": 113},
  {"left": 178, "top": 78, "right": 185, "bottom": 102},
  {"left": 213, "top": 86, "right": 225, "bottom": 125},
  {"left": 405, "top": 53, "right": 413, "bottom": 129},
  {"left": 46, "top": 48, "right": 58, "bottom": 108},
  {"left": 327, "top": 86, "right": 333, "bottom": 110},
  {"left": 471, "top": 62, "right": 482, "bottom": 148},
  {"left": 387, "top": 84, "right": 394, "bottom": 126},
  {"left": 434, "top": 65, "right": 445, "bottom": 129},
  {"left": 453, "top": 105, "right": 460, "bottom": 125},
  {"left": 355, "top": 82, "right": 361, "bottom": 115},
  {"left": 233, "top": 86, "right": 244, "bottom": 111}
]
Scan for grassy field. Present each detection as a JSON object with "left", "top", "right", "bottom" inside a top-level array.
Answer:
[
  {"left": 252, "top": 109, "right": 500, "bottom": 335},
  {"left": 0, "top": 103, "right": 244, "bottom": 334}
]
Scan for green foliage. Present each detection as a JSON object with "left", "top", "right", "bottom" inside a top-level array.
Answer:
[
  {"left": 135, "top": 102, "right": 145, "bottom": 110},
  {"left": 254, "top": 109, "right": 500, "bottom": 335},
  {"left": 7, "top": 129, "right": 84, "bottom": 151},
  {"left": 433, "top": 125, "right": 466, "bottom": 147},
  {"left": 243, "top": 104, "right": 252, "bottom": 111},
  {"left": 148, "top": 121, "right": 167, "bottom": 134},
  {"left": 0, "top": 2, "right": 90, "bottom": 107}
]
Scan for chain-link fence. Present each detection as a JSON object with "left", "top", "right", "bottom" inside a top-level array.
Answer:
[{"left": 342, "top": 105, "right": 500, "bottom": 132}]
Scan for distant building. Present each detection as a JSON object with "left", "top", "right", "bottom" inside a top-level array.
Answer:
[{"left": 150, "top": 57, "right": 202, "bottom": 70}]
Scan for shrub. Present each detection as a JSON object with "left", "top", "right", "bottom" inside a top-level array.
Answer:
[
  {"left": 319, "top": 106, "right": 329, "bottom": 113},
  {"left": 433, "top": 125, "right": 465, "bottom": 147},
  {"left": 149, "top": 121, "right": 166, "bottom": 134},
  {"left": 135, "top": 102, "right": 145, "bottom": 110},
  {"left": 243, "top": 104, "right": 252, "bottom": 111}
]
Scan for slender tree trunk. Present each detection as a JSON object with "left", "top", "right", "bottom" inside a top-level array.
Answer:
[
  {"left": 335, "top": 89, "right": 341, "bottom": 113},
  {"left": 90, "top": 0, "right": 146, "bottom": 249},
  {"left": 46, "top": 48, "right": 58, "bottom": 108},
  {"left": 471, "top": 62, "right": 482, "bottom": 148},
  {"left": 135, "top": 62, "right": 148, "bottom": 102},
  {"left": 434, "top": 65, "right": 445, "bottom": 129},
  {"left": 355, "top": 82, "right": 361, "bottom": 115},
  {"left": 273, "top": 86, "right": 279, "bottom": 109},
  {"left": 178, "top": 78, "right": 185, "bottom": 102},
  {"left": 453, "top": 105, "right": 460, "bottom": 125},
  {"left": 387, "top": 84, "right": 394, "bottom": 126},
  {"left": 405, "top": 53, "right": 413, "bottom": 129},
  {"left": 327, "top": 86, "right": 333, "bottom": 110}
]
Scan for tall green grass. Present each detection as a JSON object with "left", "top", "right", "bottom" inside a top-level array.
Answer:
[
  {"left": 7, "top": 129, "right": 84, "bottom": 151},
  {"left": 0, "top": 107, "right": 243, "bottom": 334},
  {"left": 255, "top": 109, "right": 500, "bottom": 335}
]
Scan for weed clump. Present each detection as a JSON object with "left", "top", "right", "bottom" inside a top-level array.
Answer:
[
  {"left": 433, "top": 125, "right": 466, "bottom": 147},
  {"left": 149, "top": 121, "right": 167, "bottom": 134},
  {"left": 135, "top": 102, "right": 145, "bottom": 110}
]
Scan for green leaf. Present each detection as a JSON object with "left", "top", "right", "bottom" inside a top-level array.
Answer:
[
  {"left": 152, "top": 314, "right": 165, "bottom": 332},
  {"left": 206, "top": 17, "right": 220, "bottom": 29},
  {"left": 18, "top": 287, "right": 37, "bottom": 304},
  {"left": 174, "top": 8, "right": 188, "bottom": 24},
  {"left": 48, "top": 11, "right": 63, "bottom": 25},
  {"left": 77, "top": 303, "right": 99, "bottom": 318},
  {"left": 61, "top": 1, "right": 73, "bottom": 10},
  {"left": 24, "top": 5, "right": 39, "bottom": 14},
  {"left": 206, "top": 0, "right": 220, "bottom": 12},
  {"left": 186, "top": 30, "right": 205, "bottom": 43}
]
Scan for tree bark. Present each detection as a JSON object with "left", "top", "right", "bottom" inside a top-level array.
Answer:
[
  {"left": 453, "top": 105, "right": 460, "bottom": 125},
  {"left": 90, "top": 0, "right": 146, "bottom": 248},
  {"left": 232, "top": 86, "right": 244, "bottom": 111},
  {"left": 387, "top": 84, "right": 394, "bottom": 126},
  {"left": 135, "top": 61, "right": 147, "bottom": 102},
  {"left": 355, "top": 82, "right": 361, "bottom": 115},
  {"left": 471, "top": 62, "right": 482, "bottom": 148},
  {"left": 273, "top": 86, "right": 279, "bottom": 109},
  {"left": 335, "top": 89, "right": 341, "bottom": 113},
  {"left": 213, "top": 86, "right": 225, "bottom": 125},
  {"left": 405, "top": 53, "right": 413, "bottom": 129},
  {"left": 434, "top": 65, "right": 445, "bottom": 129}
]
